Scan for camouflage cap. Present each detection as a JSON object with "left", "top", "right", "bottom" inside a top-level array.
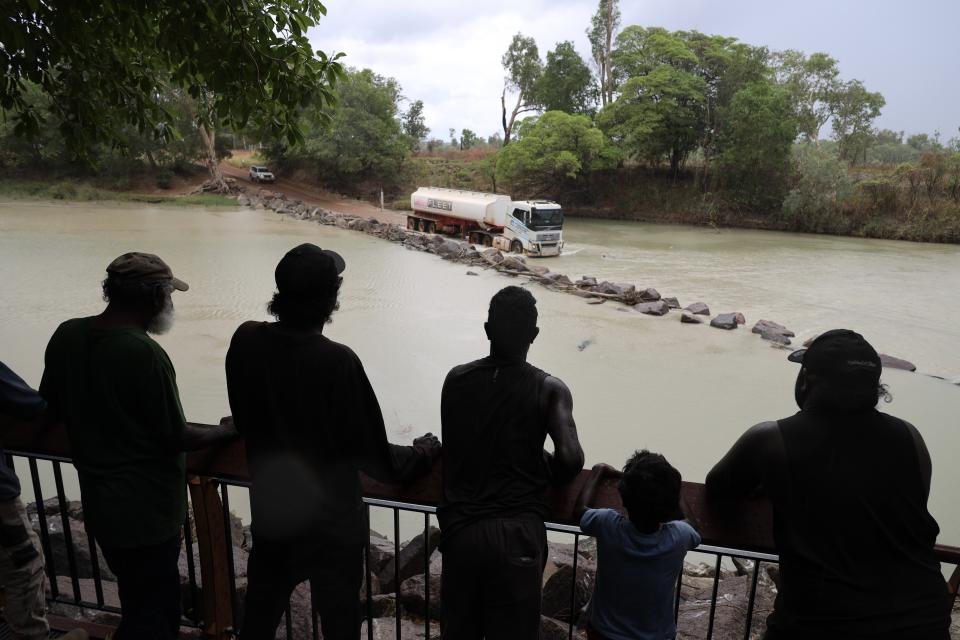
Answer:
[{"left": 105, "top": 252, "right": 189, "bottom": 291}]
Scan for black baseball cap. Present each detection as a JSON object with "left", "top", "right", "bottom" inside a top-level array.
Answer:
[
  {"left": 275, "top": 243, "right": 345, "bottom": 298},
  {"left": 787, "top": 329, "right": 881, "bottom": 381},
  {"left": 106, "top": 252, "right": 189, "bottom": 291}
]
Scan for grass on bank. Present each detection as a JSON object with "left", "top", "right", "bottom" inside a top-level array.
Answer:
[{"left": 0, "top": 179, "right": 237, "bottom": 207}]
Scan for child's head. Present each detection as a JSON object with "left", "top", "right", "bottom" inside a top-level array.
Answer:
[{"left": 618, "top": 450, "right": 683, "bottom": 534}]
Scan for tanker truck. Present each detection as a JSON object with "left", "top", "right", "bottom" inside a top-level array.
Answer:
[{"left": 408, "top": 187, "right": 564, "bottom": 257}]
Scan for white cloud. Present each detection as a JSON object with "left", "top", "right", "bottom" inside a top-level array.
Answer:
[{"left": 308, "top": 0, "right": 960, "bottom": 142}]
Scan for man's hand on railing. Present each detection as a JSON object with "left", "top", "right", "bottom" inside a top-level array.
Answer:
[
  {"left": 413, "top": 432, "right": 441, "bottom": 461},
  {"left": 175, "top": 416, "right": 239, "bottom": 452}
]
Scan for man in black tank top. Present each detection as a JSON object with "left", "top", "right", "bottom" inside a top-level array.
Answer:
[
  {"left": 706, "top": 330, "right": 950, "bottom": 639},
  {"left": 439, "top": 286, "right": 585, "bottom": 639}
]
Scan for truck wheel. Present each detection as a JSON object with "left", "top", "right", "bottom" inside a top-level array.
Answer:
[
  {"left": 483, "top": 235, "right": 493, "bottom": 247},
  {"left": 407, "top": 217, "right": 416, "bottom": 230},
  {"left": 426, "top": 221, "right": 436, "bottom": 234},
  {"left": 511, "top": 240, "right": 523, "bottom": 254}
]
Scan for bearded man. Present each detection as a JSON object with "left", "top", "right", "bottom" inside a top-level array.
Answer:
[{"left": 40, "top": 252, "right": 235, "bottom": 640}]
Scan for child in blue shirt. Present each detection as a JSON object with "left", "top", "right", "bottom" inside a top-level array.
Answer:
[{"left": 575, "top": 450, "right": 700, "bottom": 640}]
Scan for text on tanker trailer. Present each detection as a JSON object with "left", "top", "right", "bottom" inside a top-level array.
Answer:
[{"left": 408, "top": 187, "right": 564, "bottom": 257}]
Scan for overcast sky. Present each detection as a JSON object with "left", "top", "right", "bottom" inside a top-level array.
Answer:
[{"left": 310, "top": 0, "right": 959, "bottom": 143}]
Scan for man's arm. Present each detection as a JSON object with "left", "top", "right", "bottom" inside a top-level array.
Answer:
[
  {"left": 175, "top": 417, "right": 238, "bottom": 452},
  {"left": 705, "top": 421, "right": 779, "bottom": 500},
  {"left": 574, "top": 463, "right": 620, "bottom": 521},
  {"left": 542, "top": 376, "right": 585, "bottom": 485},
  {"left": 903, "top": 420, "right": 933, "bottom": 500}
]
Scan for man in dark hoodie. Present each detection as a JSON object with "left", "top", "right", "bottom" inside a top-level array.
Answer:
[
  {"left": 226, "top": 243, "right": 440, "bottom": 640},
  {"left": 706, "top": 329, "right": 950, "bottom": 640}
]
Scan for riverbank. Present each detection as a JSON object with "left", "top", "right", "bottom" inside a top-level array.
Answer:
[{"left": 0, "top": 178, "right": 237, "bottom": 207}]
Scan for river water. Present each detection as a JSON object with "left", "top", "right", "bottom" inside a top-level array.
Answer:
[{"left": 2, "top": 201, "right": 958, "bottom": 550}]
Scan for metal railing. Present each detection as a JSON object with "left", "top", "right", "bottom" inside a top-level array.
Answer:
[{"left": 5, "top": 426, "right": 959, "bottom": 640}]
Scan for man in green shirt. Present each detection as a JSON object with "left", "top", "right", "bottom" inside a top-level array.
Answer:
[{"left": 40, "top": 252, "right": 234, "bottom": 640}]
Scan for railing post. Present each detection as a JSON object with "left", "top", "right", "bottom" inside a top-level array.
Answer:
[{"left": 188, "top": 475, "right": 235, "bottom": 639}]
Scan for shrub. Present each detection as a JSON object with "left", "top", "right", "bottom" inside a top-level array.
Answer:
[
  {"left": 156, "top": 169, "right": 174, "bottom": 190},
  {"left": 392, "top": 197, "right": 411, "bottom": 210},
  {"left": 782, "top": 147, "right": 853, "bottom": 231}
]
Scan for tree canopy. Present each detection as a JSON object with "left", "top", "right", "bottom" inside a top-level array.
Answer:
[
  {"left": 0, "top": 0, "right": 344, "bottom": 161},
  {"left": 534, "top": 41, "right": 597, "bottom": 115}
]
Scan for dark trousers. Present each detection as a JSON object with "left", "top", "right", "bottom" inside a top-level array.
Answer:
[
  {"left": 100, "top": 535, "right": 182, "bottom": 640},
  {"left": 440, "top": 515, "right": 547, "bottom": 640},
  {"left": 240, "top": 534, "right": 363, "bottom": 640}
]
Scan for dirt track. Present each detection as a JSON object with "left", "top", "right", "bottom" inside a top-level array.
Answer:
[{"left": 220, "top": 163, "right": 406, "bottom": 227}]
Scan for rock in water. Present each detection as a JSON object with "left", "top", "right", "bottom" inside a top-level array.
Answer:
[
  {"left": 711, "top": 313, "right": 740, "bottom": 330},
  {"left": 638, "top": 287, "right": 661, "bottom": 301},
  {"left": 662, "top": 296, "right": 680, "bottom": 309},
  {"left": 684, "top": 302, "right": 710, "bottom": 316},
  {"left": 635, "top": 300, "right": 670, "bottom": 316},
  {"left": 681, "top": 311, "right": 703, "bottom": 324},
  {"left": 879, "top": 354, "right": 917, "bottom": 372},
  {"left": 577, "top": 339, "right": 593, "bottom": 351},
  {"left": 753, "top": 319, "right": 794, "bottom": 345}
]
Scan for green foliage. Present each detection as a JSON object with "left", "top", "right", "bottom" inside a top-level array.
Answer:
[
  {"left": 772, "top": 50, "right": 840, "bottom": 143},
  {"left": 0, "top": 0, "right": 344, "bottom": 161},
  {"left": 402, "top": 100, "right": 429, "bottom": 149},
  {"left": 156, "top": 169, "right": 174, "bottom": 190},
  {"left": 501, "top": 34, "right": 543, "bottom": 143},
  {"left": 600, "top": 56, "right": 705, "bottom": 175},
  {"left": 535, "top": 41, "right": 597, "bottom": 115},
  {"left": 0, "top": 179, "right": 235, "bottom": 206},
  {"left": 272, "top": 68, "right": 411, "bottom": 189},
  {"left": 587, "top": 0, "right": 620, "bottom": 106},
  {"left": 782, "top": 146, "right": 853, "bottom": 228},
  {"left": 831, "top": 80, "right": 885, "bottom": 163},
  {"left": 495, "top": 111, "right": 620, "bottom": 195},
  {"left": 460, "top": 129, "right": 478, "bottom": 150},
  {"left": 716, "top": 81, "right": 797, "bottom": 210}
]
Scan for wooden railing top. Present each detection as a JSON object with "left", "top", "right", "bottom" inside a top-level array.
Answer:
[{"left": 5, "top": 421, "right": 959, "bottom": 565}]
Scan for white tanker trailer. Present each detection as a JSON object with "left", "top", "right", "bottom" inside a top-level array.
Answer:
[{"left": 408, "top": 187, "right": 564, "bottom": 257}]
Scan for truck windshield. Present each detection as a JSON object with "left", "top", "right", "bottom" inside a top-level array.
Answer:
[{"left": 530, "top": 208, "right": 563, "bottom": 229}]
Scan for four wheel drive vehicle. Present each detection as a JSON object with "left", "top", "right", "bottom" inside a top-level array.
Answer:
[{"left": 249, "top": 165, "right": 275, "bottom": 183}]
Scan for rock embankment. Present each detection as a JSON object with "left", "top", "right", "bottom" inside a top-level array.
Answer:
[{"left": 228, "top": 186, "right": 927, "bottom": 376}]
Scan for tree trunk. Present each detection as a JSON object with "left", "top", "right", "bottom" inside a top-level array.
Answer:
[
  {"left": 197, "top": 122, "right": 229, "bottom": 192},
  {"left": 604, "top": 1, "right": 614, "bottom": 104},
  {"left": 599, "top": 59, "right": 608, "bottom": 107},
  {"left": 501, "top": 90, "right": 511, "bottom": 146}
]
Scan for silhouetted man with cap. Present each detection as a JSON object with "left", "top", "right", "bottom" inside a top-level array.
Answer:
[
  {"left": 226, "top": 243, "right": 440, "bottom": 640},
  {"left": 438, "top": 285, "right": 585, "bottom": 639},
  {"left": 39, "top": 252, "right": 235, "bottom": 640},
  {"left": 706, "top": 329, "right": 950, "bottom": 640}
]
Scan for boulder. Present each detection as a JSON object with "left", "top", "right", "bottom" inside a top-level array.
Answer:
[
  {"left": 638, "top": 287, "right": 661, "bottom": 302},
  {"left": 711, "top": 313, "right": 740, "bottom": 330},
  {"left": 27, "top": 497, "right": 83, "bottom": 521},
  {"left": 879, "top": 354, "right": 917, "bottom": 372},
  {"left": 593, "top": 281, "right": 635, "bottom": 296},
  {"left": 360, "top": 594, "right": 396, "bottom": 619},
  {"left": 577, "top": 276, "right": 598, "bottom": 288},
  {"left": 436, "top": 239, "right": 467, "bottom": 258},
  {"left": 541, "top": 541, "right": 596, "bottom": 623},
  {"left": 30, "top": 513, "right": 116, "bottom": 581},
  {"left": 527, "top": 265, "right": 550, "bottom": 276},
  {"left": 257, "top": 189, "right": 274, "bottom": 199},
  {"left": 684, "top": 302, "right": 710, "bottom": 316},
  {"left": 499, "top": 256, "right": 530, "bottom": 273},
  {"left": 678, "top": 573, "right": 776, "bottom": 640},
  {"left": 384, "top": 226, "right": 407, "bottom": 242},
  {"left": 367, "top": 530, "right": 396, "bottom": 576},
  {"left": 635, "top": 300, "right": 670, "bottom": 316},
  {"left": 360, "top": 618, "right": 441, "bottom": 640},
  {"left": 542, "top": 272, "right": 574, "bottom": 286},
  {"left": 752, "top": 320, "right": 795, "bottom": 338},
  {"left": 237, "top": 194, "right": 250, "bottom": 206},
  {"left": 541, "top": 615, "right": 585, "bottom": 640},
  {"left": 481, "top": 248, "right": 505, "bottom": 265},
  {"left": 399, "top": 572, "right": 441, "bottom": 619},
  {"left": 466, "top": 271, "right": 479, "bottom": 276},
  {"left": 267, "top": 198, "right": 285, "bottom": 211},
  {"left": 761, "top": 330, "right": 791, "bottom": 345},
  {"left": 377, "top": 526, "right": 440, "bottom": 593},
  {"left": 662, "top": 296, "right": 680, "bottom": 309},
  {"left": 681, "top": 311, "right": 704, "bottom": 324},
  {"left": 50, "top": 576, "right": 120, "bottom": 608}
]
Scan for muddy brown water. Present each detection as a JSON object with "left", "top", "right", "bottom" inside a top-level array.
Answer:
[{"left": 2, "top": 201, "right": 958, "bottom": 553}]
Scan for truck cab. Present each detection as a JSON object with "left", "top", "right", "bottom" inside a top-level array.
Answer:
[{"left": 503, "top": 201, "right": 564, "bottom": 257}]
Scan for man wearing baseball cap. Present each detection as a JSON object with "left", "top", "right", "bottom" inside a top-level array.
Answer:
[
  {"left": 706, "top": 330, "right": 950, "bottom": 639},
  {"left": 225, "top": 243, "right": 441, "bottom": 639},
  {"left": 39, "top": 252, "right": 236, "bottom": 639}
]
